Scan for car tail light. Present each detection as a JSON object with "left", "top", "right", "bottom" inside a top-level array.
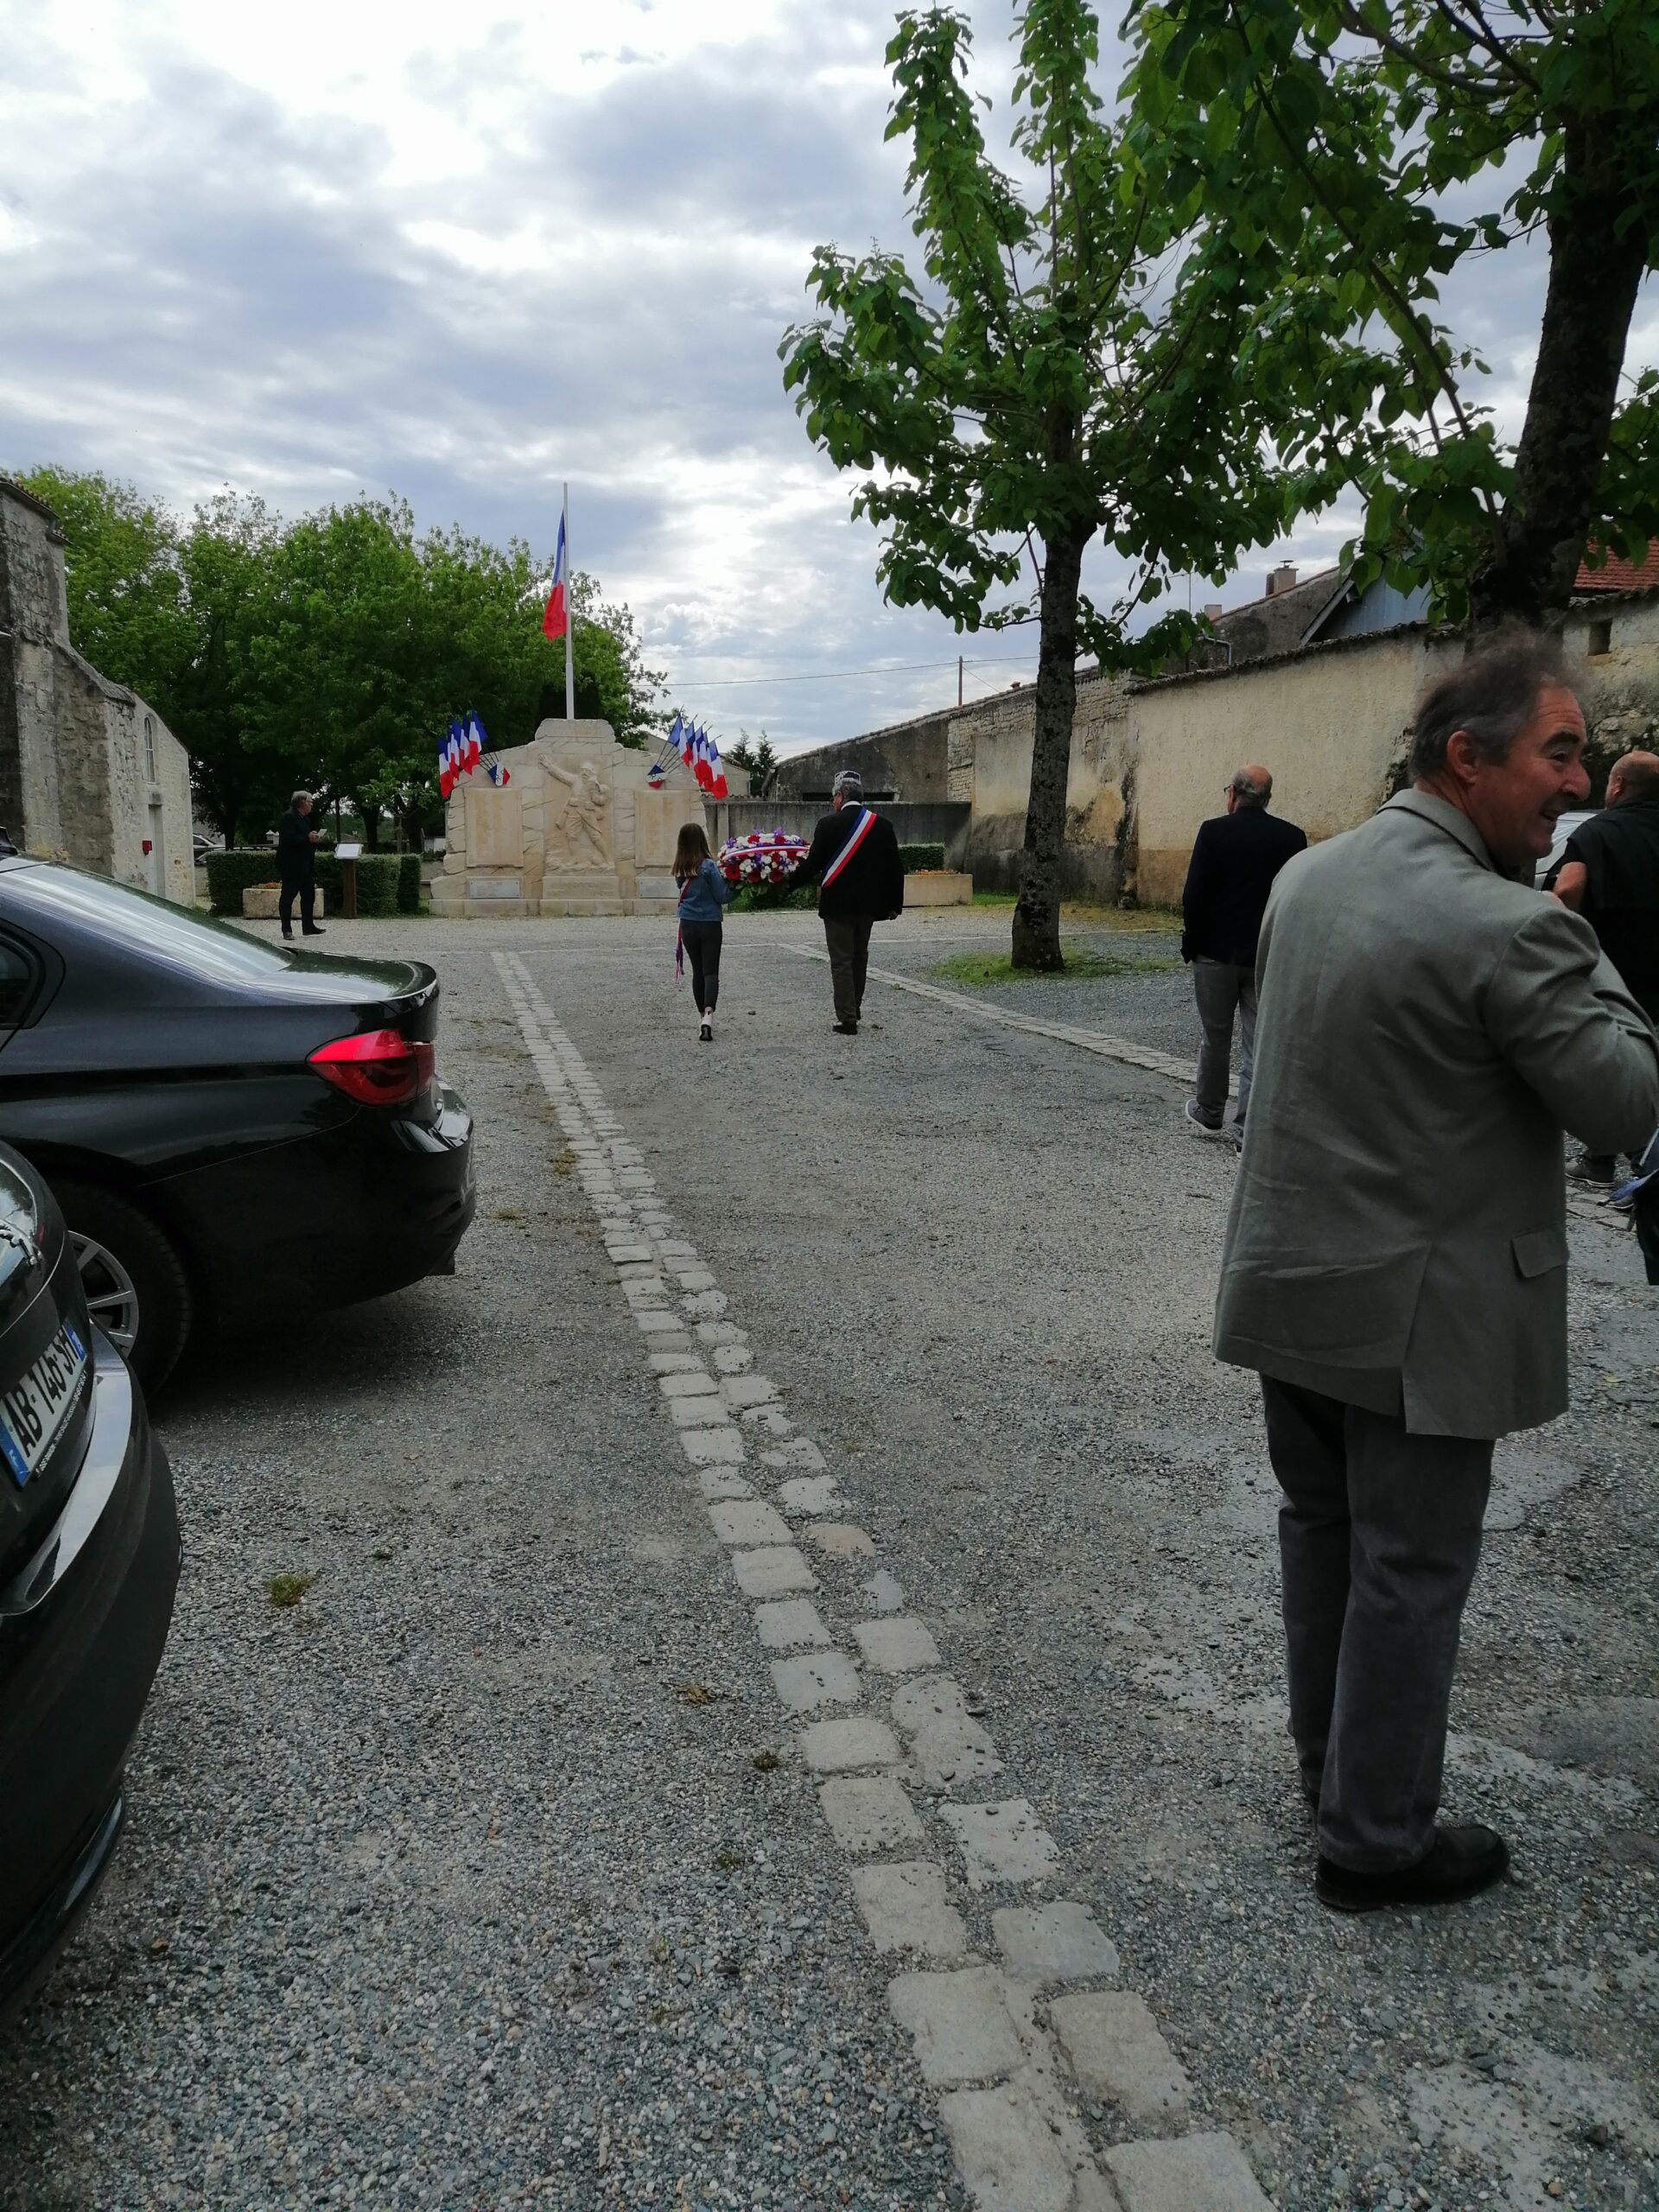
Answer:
[{"left": 308, "top": 1027, "right": 435, "bottom": 1107}]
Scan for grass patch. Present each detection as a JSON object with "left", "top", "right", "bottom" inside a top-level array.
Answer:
[
  {"left": 712, "top": 1844, "right": 747, "bottom": 1872},
  {"left": 970, "top": 889, "right": 1016, "bottom": 906},
  {"left": 267, "top": 1571, "right": 315, "bottom": 1608},
  {"left": 552, "top": 1148, "right": 575, "bottom": 1176},
  {"left": 492, "top": 1205, "right": 521, "bottom": 1222},
  {"left": 750, "top": 1749, "right": 782, "bottom": 1772},
  {"left": 674, "top": 1681, "right": 718, "bottom": 1707},
  {"left": 931, "top": 945, "right": 1180, "bottom": 987}
]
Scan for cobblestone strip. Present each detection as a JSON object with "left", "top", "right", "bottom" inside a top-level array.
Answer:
[
  {"left": 493, "top": 950, "right": 1270, "bottom": 2212},
  {"left": 774, "top": 944, "right": 1197, "bottom": 1084}
]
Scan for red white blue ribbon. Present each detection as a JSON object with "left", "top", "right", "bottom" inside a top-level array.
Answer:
[{"left": 819, "top": 807, "right": 877, "bottom": 887}]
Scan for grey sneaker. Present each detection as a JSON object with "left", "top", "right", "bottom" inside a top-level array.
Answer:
[{"left": 1184, "top": 1098, "right": 1226, "bottom": 1139}]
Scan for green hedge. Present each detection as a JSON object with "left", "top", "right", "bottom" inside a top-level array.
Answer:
[
  {"left": 397, "top": 854, "right": 423, "bottom": 913},
  {"left": 205, "top": 849, "right": 281, "bottom": 914},
  {"left": 728, "top": 882, "right": 817, "bottom": 913},
  {"left": 899, "top": 842, "right": 946, "bottom": 873},
  {"left": 205, "top": 846, "right": 401, "bottom": 918},
  {"left": 315, "top": 852, "right": 399, "bottom": 917}
]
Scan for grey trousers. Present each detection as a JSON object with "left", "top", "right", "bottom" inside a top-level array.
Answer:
[
  {"left": 1260, "top": 1376, "right": 1493, "bottom": 1872},
  {"left": 823, "top": 916, "right": 874, "bottom": 1026},
  {"left": 1192, "top": 957, "right": 1257, "bottom": 1121}
]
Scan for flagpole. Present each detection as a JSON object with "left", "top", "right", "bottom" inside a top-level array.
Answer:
[{"left": 563, "top": 480, "right": 575, "bottom": 723}]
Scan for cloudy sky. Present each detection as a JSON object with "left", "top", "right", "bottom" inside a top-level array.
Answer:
[{"left": 3, "top": 2, "right": 1654, "bottom": 753}]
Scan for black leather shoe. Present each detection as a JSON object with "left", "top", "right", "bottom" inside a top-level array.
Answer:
[
  {"left": 833, "top": 1020, "right": 858, "bottom": 1035},
  {"left": 1317, "top": 1824, "right": 1509, "bottom": 1913},
  {"left": 302, "top": 925, "right": 327, "bottom": 936},
  {"left": 281, "top": 928, "right": 294, "bottom": 940}
]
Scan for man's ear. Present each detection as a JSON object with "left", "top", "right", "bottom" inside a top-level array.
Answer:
[{"left": 1442, "top": 729, "right": 1482, "bottom": 789}]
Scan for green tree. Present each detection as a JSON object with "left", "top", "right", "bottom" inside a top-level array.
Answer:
[
  {"left": 16, "top": 467, "right": 190, "bottom": 709},
  {"left": 780, "top": 3, "right": 1316, "bottom": 968},
  {"left": 1123, "top": 1, "right": 1659, "bottom": 627},
  {"left": 174, "top": 493, "right": 289, "bottom": 842},
  {"left": 13, "top": 470, "right": 665, "bottom": 849},
  {"left": 725, "top": 730, "right": 779, "bottom": 796}
]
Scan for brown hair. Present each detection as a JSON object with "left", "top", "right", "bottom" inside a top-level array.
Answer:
[
  {"left": 1409, "top": 629, "right": 1569, "bottom": 780},
  {"left": 673, "top": 822, "right": 711, "bottom": 882}
]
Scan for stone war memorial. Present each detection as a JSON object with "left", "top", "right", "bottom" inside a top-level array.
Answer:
[{"left": 431, "top": 720, "right": 710, "bottom": 918}]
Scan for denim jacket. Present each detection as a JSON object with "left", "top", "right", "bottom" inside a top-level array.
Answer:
[{"left": 677, "top": 856, "right": 733, "bottom": 922}]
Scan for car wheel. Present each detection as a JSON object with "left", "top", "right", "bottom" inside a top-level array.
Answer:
[{"left": 55, "top": 1182, "right": 193, "bottom": 1393}]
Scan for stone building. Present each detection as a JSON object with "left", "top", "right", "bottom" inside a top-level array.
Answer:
[
  {"left": 779, "top": 562, "right": 1659, "bottom": 908},
  {"left": 0, "top": 476, "right": 194, "bottom": 903}
]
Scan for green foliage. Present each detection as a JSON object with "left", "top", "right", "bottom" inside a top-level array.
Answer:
[
  {"left": 728, "top": 881, "right": 817, "bottom": 913},
  {"left": 724, "top": 732, "right": 779, "bottom": 797},
  {"left": 313, "top": 852, "right": 400, "bottom": 917},
  {"left": 899, "top": 842, "right": 946, "bottom": 872},
  {"left": 12, "top": 470, "right": 664, "bottom": 843},
  {"left": 1120, "top": 0, "right": 1659, "bottom": 621},
  {"left": 931, "top": 945, "right": 1179, "bottom": 985},
  {"left": 205, "top": 849, "right": 283, "bottom": 914},
  {"left": 397, "top": 853, "right": 423, "bottom": 914},
  {"left": 779, "top": 2, "right": 1351, "bottom": 966}
]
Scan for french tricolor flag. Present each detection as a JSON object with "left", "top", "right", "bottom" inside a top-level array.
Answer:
[{"left": 542, "top": 514, "right": 569, "bottom": 640}]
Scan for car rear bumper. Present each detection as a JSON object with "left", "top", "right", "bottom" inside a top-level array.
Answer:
[
  {"left": 0, "top": 1337, "right": 180, "bottom": 2012},
  {"left": 175, "top": 1083, "right": 476, "bottom": 1328}
]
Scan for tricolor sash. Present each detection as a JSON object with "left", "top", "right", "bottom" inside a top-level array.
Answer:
[{"left": 820, "top": 807, "right": 877, "bottom": 887}]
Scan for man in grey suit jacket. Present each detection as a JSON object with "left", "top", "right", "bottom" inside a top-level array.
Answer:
[{"left": 1217, "top": 632, "right": 1659, "bottom": 1914}]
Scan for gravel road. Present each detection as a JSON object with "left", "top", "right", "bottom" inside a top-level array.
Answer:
[{"left": 2, "top": 905, "right": 1653, "bottom": 2212}]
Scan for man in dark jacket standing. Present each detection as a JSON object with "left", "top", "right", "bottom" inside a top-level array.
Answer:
[
  {"left": 277, "top": 790, "right": 325, "bottom": 939},
  {"left": 792, "top": 770, "right": 905, "bottom": 1033},
  {"left": 1545, "top": 748, "right": 1659, "bottom": 1182},
  {"left": 1180, "top": 764, "right": 1306, "bottom": 1138}
]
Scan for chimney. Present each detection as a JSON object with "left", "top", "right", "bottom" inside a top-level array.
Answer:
[
  {"left": 1203, "top": 601, "right": 1224, "bottom": 622},
  {"left": 1266, "top": 563, "right": 1298, "bottom": 597}
]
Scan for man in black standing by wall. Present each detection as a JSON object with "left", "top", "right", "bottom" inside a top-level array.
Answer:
[
  {"left": 277, "top": 790, "right": 325, "bottom": 940},
  {"left": 1180, "top": 763, "right": 1306, "bottom": 1140},
  {"left": 792, "top": 770, "right": 905, "bottom": 1034},
  {"left": 1547, "top": 747, "right": 1659, "bottom": 1183}
]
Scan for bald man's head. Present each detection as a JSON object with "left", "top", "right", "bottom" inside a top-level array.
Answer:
[
  {"left": 1229, "top": 764, "right": 1273, "bottom": 810},
  {"left": 1607, "top": 749, "right": 1659, "bottom": 807}
]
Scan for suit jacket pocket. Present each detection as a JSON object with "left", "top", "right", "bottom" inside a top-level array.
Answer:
[
  {"left": 1215, "top": 1245, "right": 1429, "bottom": 1367},
  {"left": 1512, "top": 1226, "right": 1569, "bottom": 1278}
]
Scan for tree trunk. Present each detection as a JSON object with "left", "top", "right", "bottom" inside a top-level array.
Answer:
[
  {"left": 359, "top": 803, "right": 382, "bottom": 852},
  {"left": 1011, "top": 525, "right": 1087, "bottom": 971},
  {"left": 1469, "top": 116, "right": 1653, "bottom": 630}
]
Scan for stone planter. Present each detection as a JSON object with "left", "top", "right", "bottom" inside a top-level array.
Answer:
[
  {"left": 904, "top": 869, "right": 973, "bottom": 908},
  {"left": 242, "top": 884, "right": 325, "bottom": 920}
]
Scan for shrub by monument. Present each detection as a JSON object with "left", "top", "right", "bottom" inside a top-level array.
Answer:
[
  {"left": 899, "top": 842, "right": 945, "bottom": 874},
  {"left": 206, "top": 849, "right": 281, "bottom": 914},
  {"left": 314, "top": 852, "right": 399, "bottom": 917}
]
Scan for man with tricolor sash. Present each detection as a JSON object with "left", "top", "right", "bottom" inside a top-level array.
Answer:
[{"left": 789, "top": 770, "right": 905, "bottom": 1033}]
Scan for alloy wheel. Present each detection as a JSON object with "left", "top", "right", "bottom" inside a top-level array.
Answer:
[{"left": 69, "top": 1230, "right": 140, "bottom": 1357}]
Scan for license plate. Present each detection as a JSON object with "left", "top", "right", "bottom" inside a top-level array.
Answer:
[{"left": 0, "top": 1321, "right": 89, "bottom": 1489}]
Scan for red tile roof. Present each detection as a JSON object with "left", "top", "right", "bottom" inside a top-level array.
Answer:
[{"left": 1575, "top": 544, "right": 1659, "bottom": 594}]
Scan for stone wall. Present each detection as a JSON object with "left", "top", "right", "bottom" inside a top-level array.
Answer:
[
  {"left": 944, "top": 672, "right": 1137, "bottom": 901},
  {"left": 704, "top": 798, "right": 971, "bottom": 855},
  {"left": 826, "top": 593, "right": 1659, "bottom": 908},
  {"left": 0, "top": 477, "right": 194, "bottom": 901},
  {"left": 773, "top": 709, "right": 951, "bottom": 803}
]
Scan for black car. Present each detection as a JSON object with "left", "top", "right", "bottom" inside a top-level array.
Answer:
[
  {"left": 0, "top": 861, "right": 476, "bottom": 1389},
  {"left": 0, "top": 1141, "right": 179, "bottom": 2012}
]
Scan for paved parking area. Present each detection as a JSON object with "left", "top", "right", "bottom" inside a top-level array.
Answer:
[{"left": 2, "top": 906, "right": 1655, "bottom": 2212}]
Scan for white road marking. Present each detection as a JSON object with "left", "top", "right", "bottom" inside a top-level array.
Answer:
[
  {"left": 775, "top": 943, "right": 1197, "bottom": 1084},
  {"left": 493, "top": 947, "right": 1267, "bottom": 2211}
]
